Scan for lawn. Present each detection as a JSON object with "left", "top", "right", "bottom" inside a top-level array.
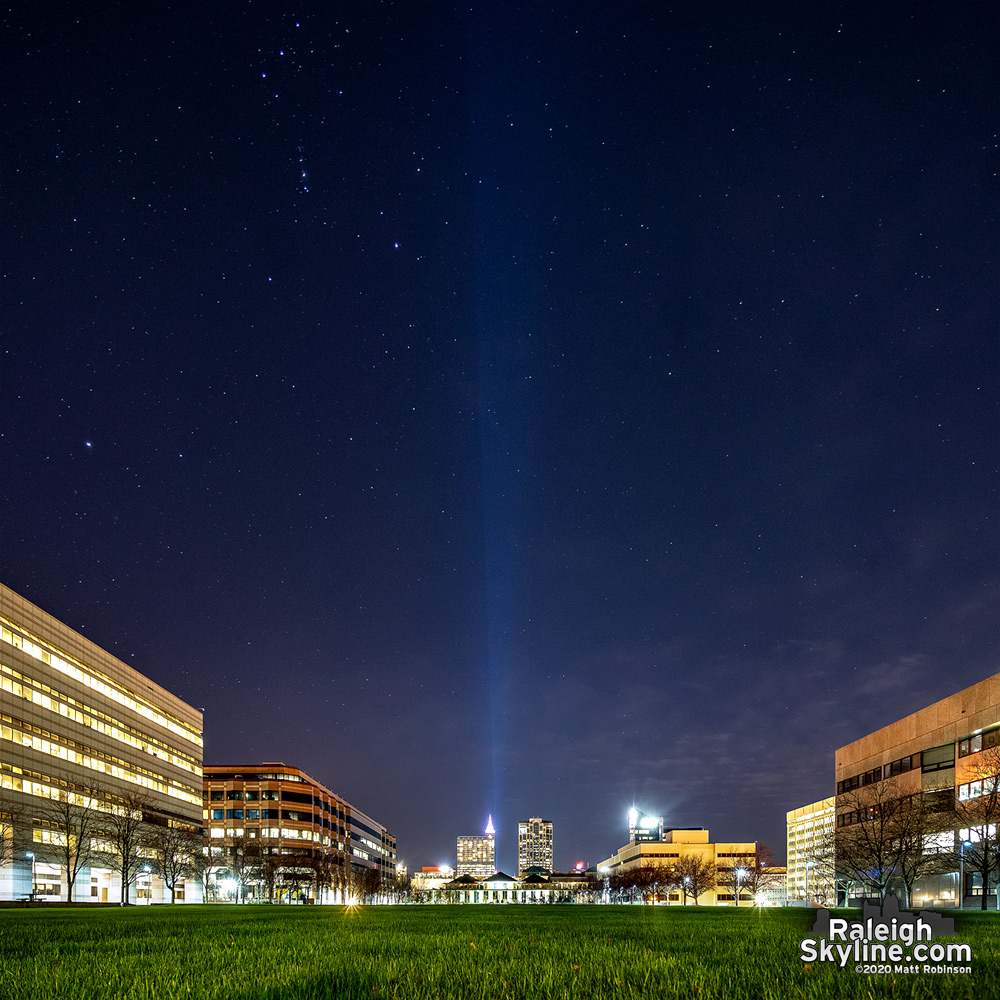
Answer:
[{"left": 0, "top": 905, "right": 995, "bottom": 1000}]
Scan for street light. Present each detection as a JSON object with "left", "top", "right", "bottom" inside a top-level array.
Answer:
[
  {"left": 142, "top": 865, "right": 152, "bottom": 905},
  {"left": 735, "top": 867, "right": 747, "bottom": 908},
  {"left": 26, "top": 852, "right": 35, "bottom": 902},
  {"left": 959, "top": 841, "right": 972, "bottom": 910},
  {"left": 805, "top": 861, "right": 815, "bottom": 905}
]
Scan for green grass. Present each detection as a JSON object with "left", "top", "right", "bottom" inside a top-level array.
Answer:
[{"left": 0, "top": 905, "right": 995, "bottom": 999}]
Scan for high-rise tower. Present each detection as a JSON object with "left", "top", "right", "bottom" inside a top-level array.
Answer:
[
  {"left": 517, "top": 817, "right": 554, "bottom": 875},
  {"left": 456, "top": 815, "right": 496, "bottom": 877}
]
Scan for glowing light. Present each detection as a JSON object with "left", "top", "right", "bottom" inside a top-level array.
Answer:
[
  {"left": 628, "top": 807, "right": 638, "bottom": 827},
  {"left": 485, "top": 815, "right": 495, "bottom": 835}
]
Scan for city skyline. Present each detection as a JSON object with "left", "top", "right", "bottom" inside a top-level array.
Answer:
[{"left": 2, "top": 4, "right": 998, "bottom": 872}]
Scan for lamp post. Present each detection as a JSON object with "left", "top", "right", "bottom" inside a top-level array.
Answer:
[
  {"left": 26, "top": 852, "right": 36, "bottom": 902},
  {"left": 142, "top": 865, "right": 151, "bottom": 905},
  {"left": 735, "top": 867, "right": 747, "bottom": 908},
  {"left": 958, "top": 841, "right": 972, "bottom": 910},
  {"left": 805, "top": 861, "right": 815, "bottom": 905}
]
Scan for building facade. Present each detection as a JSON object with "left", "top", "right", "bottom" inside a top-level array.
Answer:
[
  {"left": 437, "top": 868, "right": 599, "bottom": 904},
  {"left": 786, "top": 797, "right": 835, "bottom": 906},
  {"left": 598, "top": 828, "right": 759, "bottom": 905},
  {"left": 0, "top": 582, "right": 204, "bottom": 903},
  {"left": 835, "top": 670, "right": 1000, "bottom": 908},
  {"left": 456, "top": 815, "right": 495, "bottom": 877},
  {"left": 410, "top": 865, "right": 454, "bottom": 897},
  {"left": 203, "top": 763, "right": 396, "bottom": 903},
  {"left": 517, "top": 817, "right": 553, "bottom": 875}
]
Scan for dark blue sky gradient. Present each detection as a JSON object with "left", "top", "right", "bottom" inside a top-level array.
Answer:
[{"left": 2, "top": 3, "right": 998, "bottom": 872}]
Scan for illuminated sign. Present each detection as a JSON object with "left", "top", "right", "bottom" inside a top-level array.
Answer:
[{"left": 628, "top": 809, "right": 664, "bottom": 842}]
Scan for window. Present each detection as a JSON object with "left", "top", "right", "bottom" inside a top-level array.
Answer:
[
  {"left": 261, "top": 790, "right": 279, "bottom": 801},
  {"left": 246, "top": 809, "right": 260, "bottom": 820},
  {"left": 226, "top": 809, "right": 243, "bottom": 820},
  {"left": 245, "top": 791, "right": 259, "bottom": 801},
  {"left": 227, "top": 790, "right": 244, "bottom": 801},
  {"left": 959, "top": 729, "right": 1000, "bottom": 758},
  {"left": 262, "top": 809, "right": 279, "bottom": 820},
  {"left": 211, "top": 809, "right": 224, "bottom": 820},
  {"left": 921, "top": 744, "right": 954, "bottom": 773},
  {"left": 922, "top": 789, "right": 953, "bottom": 812},
  {"left": 210, "top": 791, "right": 224, "bottom": 801},
  {"left": 884, "top": 754, "right": 916, "bottom": 778},
  {"left": 959, "top": 779, "right": 1000, "bottom": 801}
]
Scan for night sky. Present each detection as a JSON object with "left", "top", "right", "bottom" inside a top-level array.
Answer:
[{"left": 3, "top": 3, "right": 998, "bottom": 874}]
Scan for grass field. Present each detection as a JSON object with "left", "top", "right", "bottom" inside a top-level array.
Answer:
[{"left": 0, "top": 905, "right": 995, "bottom": 1000}]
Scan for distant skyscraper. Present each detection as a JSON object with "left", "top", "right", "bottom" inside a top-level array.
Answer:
[
  {"left": 517, "top": 818, "right": 554, "bottom": 875},
  {"left": 456, "top": 815, "right": 496, "bottom": 877}
]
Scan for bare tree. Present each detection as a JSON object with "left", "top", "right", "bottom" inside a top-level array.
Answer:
[
  {"left": 386, "top": 867, "right": 412, "bottom": 903},
  {"left": 35, "top": 785, "right": 106, "bottom": 903},
  {"left": 638, "top": 862, "right": 669, "bottom": 903},
  {"left": 151, "top": 824, "right": 201, "bottom": 903},
  {"left": 804, "top": 835, "right": 838, "bottom": 906},
  {"left": 103, "top": 788, "right": 155, "bottom": 905},
  {"left": 607, "top": 866, "right": 641, "bottom": 904},
  {"left": 255, "top": 838, "right": 282, "bottom": 902},
  {"left": 835, "top": 776, "right": 955, "bottom": 907},
  {"left": 891, "top": 792, "right": 954, "bottom": 907},
  {"left": 672, "top": 854, "right": 717, "bottom": 905},
  {"left": 273, "top": 851, "right": 319, "bottom": 903},
  {"left": 310, "top": 845, "right": 347, "bottom": 904},
  {"left": 834, "top": 778, "right": 907, "bottom": 904},
  {"left": 739, "top": 844, "right": 785, "bottom": 905},
  {"left": 952, "top": 744, "right": 1000, "bottom": 910},
  {"left": 0, "top": 789, "right": 25, "bottom": 873},
  {"left": 352, "top": 865, "right": 382, "bottom": 903},
  {"left": 226, "top": 835, "right": 261, "bottom": 903},
  {"left": 716, "top": 853, "right": 756, "bottom": 906}
]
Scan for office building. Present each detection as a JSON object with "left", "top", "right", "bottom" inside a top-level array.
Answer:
[
  {"left": 203, "top": 763, "right": 396, "bottom": 903},
  {"left": 598, "top": 827, "right": 759, "bottom": 906},
  {"left": 410, "top": 865, "right": 454, "bottom": 897},
  {"left": 517, "top": 817, "right": 553, "bottom": 875},
  {"left": 835, "top": 670, "right": 1000, "bottom": 908},
  {"left": 786, "top": 797, "right": 835, "bottom": 906},
  {"left": 456, "top": 815, "right": 495, "bottom": 877},
  {"left": 0, "top": 582, "right": 204, "bottom": 903}
]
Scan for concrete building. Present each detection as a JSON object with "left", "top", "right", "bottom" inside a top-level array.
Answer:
[
  {"left": 786, "top": 797, "right": 835, "bottom": 906},
  {"left": 835, "top": 670, "right": 1000, "bottom": 908},
  {"left": 410, "top": 865, "right": 454, "bottom": 898},
  {"left": 0, "top": 582, "right": 204, "bottom": 903},
  {"left": 517, "top": 817, "right": 553, "bottom": 875},
  {"left": 757, "top": 868, "right": 788, "bottom": 907},
  {"left": 203, "top": 763, "right": 395, "bottom": 903},
  {"left": 598, "top": 828, "right": 758, "bottom": 905},
  {"left": 456, "top": 815, "right": 495, "bottom": 878}
]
